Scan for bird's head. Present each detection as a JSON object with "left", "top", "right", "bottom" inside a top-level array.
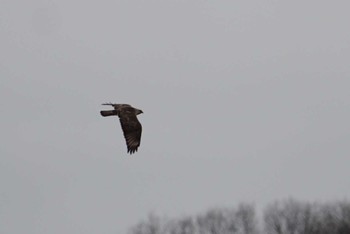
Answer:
[{"left": 136, "top": 109, "right": 143, "bottom": 115}]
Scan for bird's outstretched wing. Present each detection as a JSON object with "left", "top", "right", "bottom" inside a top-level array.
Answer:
[{"left": 119, "top": 115, "right": 142, "bottom": 154}]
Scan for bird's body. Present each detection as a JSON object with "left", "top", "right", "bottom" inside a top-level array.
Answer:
[{"left": 100, "top": 103, "right": 143, "bottom": 154}]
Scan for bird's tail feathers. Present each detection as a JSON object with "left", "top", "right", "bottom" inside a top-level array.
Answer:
[
  {"left": 100, "top": 110, "right": 117, "bottom": 117},
  {"left": 102, "top": 102, "right": 116, "bottom": 106}
]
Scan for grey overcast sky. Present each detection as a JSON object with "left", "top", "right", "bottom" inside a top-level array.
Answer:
[{"left": 1, "top": 1, "right": 350, "bottom": 233}]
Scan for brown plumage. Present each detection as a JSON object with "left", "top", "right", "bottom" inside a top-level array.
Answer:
[{"left": 100, "top": 103, "right": 143, "bottom": 154}]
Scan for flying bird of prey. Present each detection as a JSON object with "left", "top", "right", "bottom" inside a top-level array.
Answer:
[{"left": 100, "top": 103, "right": 143, "bottom": 154}]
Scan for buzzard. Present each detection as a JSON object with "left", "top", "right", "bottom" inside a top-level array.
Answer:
[{"left": 100, "top": 103, "right": 143, "bottom": 154}]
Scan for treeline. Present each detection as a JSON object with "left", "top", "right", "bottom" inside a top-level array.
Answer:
[{"left": 128, "top": 199, "right": 350, "bottom": 234}]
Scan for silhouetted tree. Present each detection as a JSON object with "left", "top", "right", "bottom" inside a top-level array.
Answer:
[
  {"left": 196, "top": 208, "right": 236, "bottom": 234},
  {"left": 128, "top": 214, "right": 164, "bottom": 234},
  {"left": 166, "top": 216, "right": 197, "bottom": 234},
  {"left": 128, "top": 199, "right": 350, "bottom": 234},
  {"left": 263, "top": 199, "right": 350, "bottom": 234},
  {"left": 236, "top": 203, "right": 258, "bottom": 234}
]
